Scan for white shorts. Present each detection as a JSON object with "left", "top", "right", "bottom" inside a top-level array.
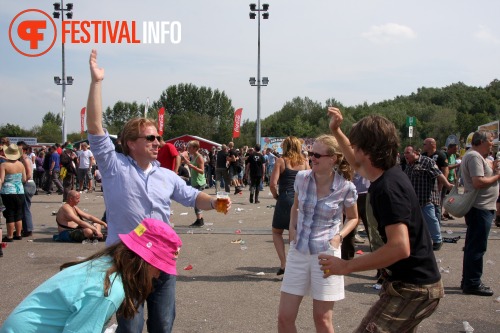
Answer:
[{"left": 280, "top": 242, "right": 344, "bottom": 302}]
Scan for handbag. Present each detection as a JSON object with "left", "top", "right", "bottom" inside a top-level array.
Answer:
[
  {"left": 60, "top": 166, "right": 67, "bottom": 180},
  {"left": 443, "top": 186, "right": 478, "bottom": 218}
]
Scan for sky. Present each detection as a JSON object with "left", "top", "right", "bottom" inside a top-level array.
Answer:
[{"left": 1, "top": 0, "right": 500, "bottom": 137}]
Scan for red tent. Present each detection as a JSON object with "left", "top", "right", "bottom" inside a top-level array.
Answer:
[{"left": 165, "top": 135, "right": 221, "bottom": 151}]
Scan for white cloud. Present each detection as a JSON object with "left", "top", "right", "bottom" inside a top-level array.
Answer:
[
  {"left": 475, "top": 25, "right": 500, "bottom": 44},
  {"left": 362, "top": 23, "right": 416, "bottom": 44}
]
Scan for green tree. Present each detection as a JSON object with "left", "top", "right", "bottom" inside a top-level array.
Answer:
[
  {"left": 42, "top": 112, "right": 62, "bottom": 126},
  {"left": 103, "top": 101, "right": 145, "bottom": 134},
  {"left": 0, "top": 123, "right": 28, "bottom": 138},
  {"left": 153, "top": 84, "right": 234, "bottom": 143}
]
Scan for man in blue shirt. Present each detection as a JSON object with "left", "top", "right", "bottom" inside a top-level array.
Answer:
[
  {"left": 45, "top": 146, "right": 64, "bottom": 195},
  {"left": 85, "top": 49, "right": 231, "bottom": 333}
]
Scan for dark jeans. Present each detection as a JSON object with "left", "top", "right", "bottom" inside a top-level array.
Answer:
[
  {"left": 63, "top": 174, "right": 75, "bottom": 202},
  {"left": 215, "top": 168, "right": 230, "bottom": 193},
  {"left": 462, "top": 206, "right": 493, "bottom": 289},
  {"left": 116, "top": 272, "right": 176, "bottom": 333},
  {"left": 22, "top": 181, "right": 36, "bottom": 232}
]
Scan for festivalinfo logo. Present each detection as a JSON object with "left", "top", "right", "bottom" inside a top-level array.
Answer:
[{"left": 9, "top": 8, "right": 182, "bottom": 57}]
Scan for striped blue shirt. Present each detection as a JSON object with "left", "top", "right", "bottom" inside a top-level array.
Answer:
[{"left": 294, "top": 170, "right": 357, "bottom": 255}]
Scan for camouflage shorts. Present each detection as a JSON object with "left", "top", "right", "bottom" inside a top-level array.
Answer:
[{"left": 354, "top": 279, "right": 444, "bottom": 333}]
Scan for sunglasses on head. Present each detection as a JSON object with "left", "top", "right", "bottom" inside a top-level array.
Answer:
[
  {"left": 310, "top": 152, "right": 331, "bottom": 159},
  {"left": 139, "top": 135, "right": 162, "bottom": 142}
]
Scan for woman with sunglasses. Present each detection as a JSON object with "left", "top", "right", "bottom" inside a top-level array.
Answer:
[
  {"left": 277, "top": 134, "right": 359, "bottom": 333},
  {"left": 270, "top": 136, "right": 310, "bottom": 276}
]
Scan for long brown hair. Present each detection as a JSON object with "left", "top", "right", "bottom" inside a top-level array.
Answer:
[
  {"left": 281, "top": 136, "right": 305, "bottom": 167},
  {"left": 315, "top": 134, "right": 353, "bottom": 181},
  {"left": 60, "top": 242, "right": 156, "bottom": 319}
]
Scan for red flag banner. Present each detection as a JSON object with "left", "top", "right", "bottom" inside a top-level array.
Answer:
[
  {"left": 233, "top": 108, "right": 243, "bottom": 138},
  {"left": 80, "top": 107, "right": 86, "bottom": 135},
  {"left": 158, "top": 107, "right": 165, "bottom": 136}
]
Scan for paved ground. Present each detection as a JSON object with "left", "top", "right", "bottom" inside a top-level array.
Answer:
[{"left": 1, "top": 185, "right": 500, "bottom": 332}]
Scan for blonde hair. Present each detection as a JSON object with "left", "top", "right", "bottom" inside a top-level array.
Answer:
[
  {"left": 281, "top": 136, "right": 305, "bottom": 167},
  {"left": 315, "top": 134, "right": 353, "bottom": 180},
  {"left": 187, "top": 140, "right": 200, "bottom": 150}
]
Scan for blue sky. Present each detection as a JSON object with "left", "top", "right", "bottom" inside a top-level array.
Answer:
[{"left": 1, "top": 0, "right": 499, "bottom": 135}]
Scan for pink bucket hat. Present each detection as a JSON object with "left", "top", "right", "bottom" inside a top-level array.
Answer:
[{"left": 119, "top": 218, "right": 182, "bottom": 275}]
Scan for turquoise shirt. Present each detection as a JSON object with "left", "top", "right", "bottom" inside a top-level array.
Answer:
[
  {"left": 0, "top": 173, "right": 24, "bottom": 195},
  {"left": 0, "top": 257, "right": 124, "bottom": 333}
]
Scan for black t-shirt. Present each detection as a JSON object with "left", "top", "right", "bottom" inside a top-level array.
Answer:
[
  {"left": 228, "top": 149, "right": 238, "bottom": 167},
  {"left": 368, "top": 166, "right": 441, "bottom": 284},
  {"left": 247, "top": 152, "right": 265, "bottom": 178},
  {"left": 423, "top": 151, "right": 448, "bottom": 170},
  {"left": 216, "top": 150, "right": 228, "bottom": 169}
]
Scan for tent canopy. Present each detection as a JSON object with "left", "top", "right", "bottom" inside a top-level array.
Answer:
[{"left": 166, "top": 135, "right": 221, "bottom": 151}]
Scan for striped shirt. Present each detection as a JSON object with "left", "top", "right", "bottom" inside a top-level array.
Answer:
[{"left": 294, "top": 170, "right": 357, "bottom": 255}]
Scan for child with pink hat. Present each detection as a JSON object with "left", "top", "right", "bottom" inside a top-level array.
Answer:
[{"left": 0, "top": 218, "right": 182, "bottom": 333}]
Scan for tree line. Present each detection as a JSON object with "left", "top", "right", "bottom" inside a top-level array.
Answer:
[{"left": 1, "top": 80, "right": 499, "bottom": 148}]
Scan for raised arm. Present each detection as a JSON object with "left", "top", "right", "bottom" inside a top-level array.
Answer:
[
  {"left": 328, "top": 107, "right": 360, "bottom": 170},
  {"left": 86, "top": 49, "right": 105, "bottom": 135}
]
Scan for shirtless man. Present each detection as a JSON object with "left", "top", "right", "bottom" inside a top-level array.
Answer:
[{"left": 54, "top": 190, "right": 106, "bottom": 242}]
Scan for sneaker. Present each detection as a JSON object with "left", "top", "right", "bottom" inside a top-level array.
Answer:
[
  {"left": 2, "top": 237, "right": 13, "bottom": 243},
  {"left": 255, "top": 200, "right": 260, "bottom": 204},
  {"left": 21, "top": 231, "right": 32, "bottom": 237},
  {"left": 354, "top": 234, "right": 366, "bottom": 244},
  {"left": 463, "top": 284, "right": 494, "bottom": 296},
  {"left": 234, "top": 188, "right": 242, "bottom": 195},
  {"left": 189, "top": 218, "right": 204, "bottom": 228},
  {"left": 432, "top": 242, "right": 443, "bottom": 251},
  {"left": 13, "top": 235, "right": 22, "bottom": 241}
]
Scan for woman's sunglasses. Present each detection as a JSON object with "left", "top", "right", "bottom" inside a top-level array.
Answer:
[
  {"left": 310, "top": 152, "right": 331, "bottom": 159},
  {"left": 139, "top": 135, "right": 162, "bottom": 142}
]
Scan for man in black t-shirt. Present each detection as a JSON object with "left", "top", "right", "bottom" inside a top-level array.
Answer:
[
  {"left": 215, "top": 145, "right": 230, "bottom": 193},
  {"left": 245, "top": 144, "right": 265, "bottom": 204},
  {"left": 228, "top": 141, "right": 242, "bottom": 194},
  {"left": 321, "top": 107, "right": 444, "bottom": 332}
]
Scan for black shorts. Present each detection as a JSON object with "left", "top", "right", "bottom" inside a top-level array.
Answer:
[{"left": 1, "top": 194, "right": 25, "bottom": 223}]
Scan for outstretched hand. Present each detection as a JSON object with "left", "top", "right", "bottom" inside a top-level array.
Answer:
[
  {"left": 89, "top": 49, "right": 104, "bottom": 83},
  {"left": 327, "top": 107, "right": 343, "bottom": 133}
]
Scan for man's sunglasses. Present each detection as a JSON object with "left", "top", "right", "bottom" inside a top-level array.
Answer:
[
  {"left": 310, "top": 152, "right": 332, "bottom": 159},
  {"left": 138, "top": 135, "right": 162, "bottom": 142}
]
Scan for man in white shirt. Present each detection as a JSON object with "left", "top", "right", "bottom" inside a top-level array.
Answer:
[{"left": 77, "top": 142, "right": 94, "bottom": 192}]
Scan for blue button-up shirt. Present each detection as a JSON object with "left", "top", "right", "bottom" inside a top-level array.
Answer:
[
  {"left": 294, "top": 170, "right": 357, "bottom": 255},
  {"left": 89, "top": 130, "right": 200, "bottom": 245}
]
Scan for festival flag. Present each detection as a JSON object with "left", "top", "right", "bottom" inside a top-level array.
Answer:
[
  {"left": 233, "top": 108, "right": 243, "bottom": 138},
  {"left": 80, "top": 107, "right": 86, "bottom": 136},
  {"left": 158, "top": 107, "right": 165, "bottom": 136}
]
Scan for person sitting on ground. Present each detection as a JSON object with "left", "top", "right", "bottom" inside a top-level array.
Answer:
[
  {"left": 0, "top": 218, "right": 182, "bottom": 333},
  {"left": 53, "top": 190, "right": 106, "bottom": 242}
]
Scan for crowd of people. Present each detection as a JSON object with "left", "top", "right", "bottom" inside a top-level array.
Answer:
[
  {"left": 1, "top": 50, "right": 499, "bottom": 332},
  {"left": 0, "top": 137, "right": 105, "bottom": 251}
]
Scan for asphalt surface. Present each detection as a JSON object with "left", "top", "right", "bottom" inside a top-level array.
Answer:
[{"left": 1, "top": 185, "right": 499, "bottom": 332}]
